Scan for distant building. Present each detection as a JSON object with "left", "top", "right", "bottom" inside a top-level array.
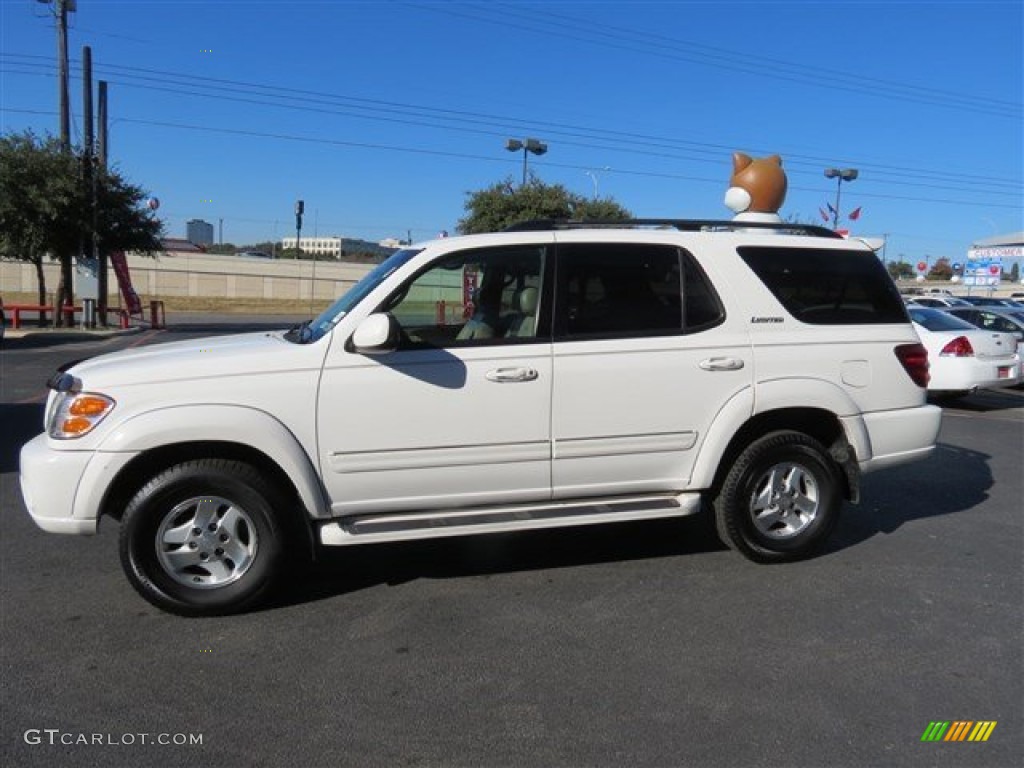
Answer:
[
  {"left": 160, "top": 237, "right": 204, "bottom": 254},
  {"left": 968, "top": 231, "right": 1024, "bottom": 286},
  {"left": 972, "top": 232, "right": 1023, "bottom": 248},
  {"left": 281, "top": 236, "right": 343, "bottom": 258},
  {"left": 186, "top": 219, "right": 214, "bottom": 247}
]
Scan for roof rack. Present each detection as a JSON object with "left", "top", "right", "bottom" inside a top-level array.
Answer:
[{"left": 503, "top": 218, "right": 843, "bottom": 239}]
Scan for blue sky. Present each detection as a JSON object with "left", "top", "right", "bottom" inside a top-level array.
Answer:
[{"left": 1, "top": 0, "right": 1021, "bottom": 266}]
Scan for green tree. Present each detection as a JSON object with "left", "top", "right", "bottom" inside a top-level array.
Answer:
[
  {"left": 457, "top": 177, "right": 631, "bottom": 234},
  {"left": 887, "top": 260, "right": 914, "bottom": 280},
  {"left": 1, "top": 132, "right": 79, "bottom": 321},
  {"left": 0, "top": 130, "right": 163, "bottom": 324},
  {"left": 927, "top": 257, "right": 953, "bottom": 281}
]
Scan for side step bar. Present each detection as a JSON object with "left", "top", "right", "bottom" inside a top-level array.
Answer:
[{"left": 318, "top": 492, "right": 703, "bottom": 546}]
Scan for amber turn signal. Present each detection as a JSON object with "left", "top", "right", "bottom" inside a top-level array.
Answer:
[
  {"left": 60, "top": 417, "right": 94, "bottom": 435},
  {"left": 68, "top": 396, "right": 112, "bottom": 416}
]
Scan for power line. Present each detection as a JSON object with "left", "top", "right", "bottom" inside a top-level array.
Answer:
[
  {"left": 7, "top": 107, "right": 1015, "bottom": 212},
  {"left": 3, "top": 53, "right": 1020, "bottom": 196},
  {"left": 408, "top": 1, "right": 1022, "bottom": 120}
]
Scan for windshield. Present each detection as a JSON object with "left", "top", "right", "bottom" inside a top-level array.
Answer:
[{"left": 296, "top": 248, "right": 421, "bottom": 343}]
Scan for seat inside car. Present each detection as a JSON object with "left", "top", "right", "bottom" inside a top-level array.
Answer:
[{"left": 507, "top": 286, "right": 539, "bottom": 338}]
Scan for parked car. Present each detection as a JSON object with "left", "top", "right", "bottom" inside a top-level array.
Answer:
[
  {"left": 907, "top": 306, "right": 1021, "bottom": 397},
  {"left": 943, "top": 305, "right": 1024, "bottom": 359},
  {"left": 1, "top": 297, "right": 5, "bottom": 342},
  {"left": 20, "top": 219, "right": 942, "bottom": 616},
  {"left": 905, "top": 296, "right": 972, "bottom": 308},
  {"left": 957, "top": 295, "right": 1024, "bottom": 308}
]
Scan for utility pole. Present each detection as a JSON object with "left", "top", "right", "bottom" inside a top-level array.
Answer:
[
  {"left": 42, "top": 0, "right": 77, "bottom": 323},
  {"left": 55, "top": 0, "right": 73, "bottom": 152},
  {"left": 97, "top": 79, "right": 109, "bottom": 321},
  {"left": 97, "top": 80, "right": 108, "bottom": 166},
  {"left": 82, "top": 45, "right": 96, "bottom": 326}
]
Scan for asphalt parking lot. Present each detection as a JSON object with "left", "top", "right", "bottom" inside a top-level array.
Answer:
[{"left": 1, "top": 317, "right": 1021, "bottom": 768}]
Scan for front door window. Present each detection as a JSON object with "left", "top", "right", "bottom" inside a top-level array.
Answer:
[{"left": 380, "top": 245, "right": 547, "bottom": 348}]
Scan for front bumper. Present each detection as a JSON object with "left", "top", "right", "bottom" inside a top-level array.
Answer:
[{"left": 19, "top": 434, "right": 138, "bottom": 535}]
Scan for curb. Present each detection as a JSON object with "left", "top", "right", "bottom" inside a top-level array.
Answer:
[{"left": 3, "top": 324, "right": 149, "bottom": 341}]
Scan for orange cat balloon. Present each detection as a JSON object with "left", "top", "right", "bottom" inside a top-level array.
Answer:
[{"left": 724, "top": 152, "right": 787, "bottom": 221}]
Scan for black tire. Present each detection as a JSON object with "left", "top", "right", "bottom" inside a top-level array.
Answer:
[
  {"left": 119, "top": 459, "right": 286, "bottom": 616},
  {"left": 713, "top": 431, "right": 842, "bottom": 563}
]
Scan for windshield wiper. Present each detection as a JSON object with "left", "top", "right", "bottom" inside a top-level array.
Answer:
[{"left": 284, "top": 319, "right": 313, "bottom": 344}]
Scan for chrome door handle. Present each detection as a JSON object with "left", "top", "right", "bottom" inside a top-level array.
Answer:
[
  {"left": 699, "top": 357, "right": 745, "bottom": 371},
  {"left": 486, "top": 367, "right": 539, "bottom": 383}
]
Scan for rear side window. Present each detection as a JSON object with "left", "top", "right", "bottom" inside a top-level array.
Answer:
[
  {"left": 554, "top": 243, "right": 723, "bottom": 338},
  {"left": 738, "top": 246, "right": 908, "bottom": 325}
]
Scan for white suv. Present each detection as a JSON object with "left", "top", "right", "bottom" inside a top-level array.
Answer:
[{"left": 20, "top": 220, "right": 941, "bottom": 615}]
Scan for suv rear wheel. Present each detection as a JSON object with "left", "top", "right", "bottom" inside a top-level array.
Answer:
[
  {"left": 714, "top": 431, "right": 841, "bottom": 563},
  {"left": 119, "top": 459, "right": 285, "bottom": 616}
]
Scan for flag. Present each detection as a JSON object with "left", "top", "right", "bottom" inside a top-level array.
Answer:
[
  {"left": 849, "top": 206, "right": 862, "bottom": 221},
  {"left": 819, "top": 207, "right": 830, "bottom": 222},
  {"left": 826, "top": 202, "right": 837, "bottom": 215}
]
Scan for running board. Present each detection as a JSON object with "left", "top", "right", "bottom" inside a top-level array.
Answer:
[{"left": 318, "top": 493, "right": 703, "bottom": 546}]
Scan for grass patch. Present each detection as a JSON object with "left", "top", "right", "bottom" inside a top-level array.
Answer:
[{"left": 1, "top": 291, "right": 332, "bottom": 315}]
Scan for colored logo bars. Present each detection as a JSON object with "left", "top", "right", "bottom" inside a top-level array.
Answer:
[{"left": 921, "top": 721, "right": 997, "bottom": 742}]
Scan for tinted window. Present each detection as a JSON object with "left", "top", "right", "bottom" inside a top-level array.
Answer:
[
  {"left": 683, "top": 254, "right": 724, "bottom": 330},
  {"left": 554, "top": 243, "right": 722, "bottom": 338},
  {"left": 908, "top": 307, "right": 979, "bottom": 332},
  {"left": 738, "top": 247, "right": 908, "bottom": 325},
  {"left": 381, "top": 245, "right": 546, "bottom": 348},
  {"left": 978, "top": 312, "right": 1023, "bottom": 333},
  {"left": 946, "top": 309, "right": 979, "bottom": 324}
]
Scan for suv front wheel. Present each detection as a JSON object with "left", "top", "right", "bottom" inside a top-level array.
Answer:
[
  {"left": 119, "top": 459, "right": 286, "bottom": 616},
  {"left": 714, "top": 431, "right": 841, "bottom": 563}
]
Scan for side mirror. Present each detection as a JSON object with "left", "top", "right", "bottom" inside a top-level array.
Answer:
[{"left": 351, "top": 313, "right": 399, "bottom": 354}]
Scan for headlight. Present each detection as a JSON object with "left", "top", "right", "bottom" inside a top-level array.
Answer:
[{"left": 47, "top": 392, "right": 116, "bottom": 439}]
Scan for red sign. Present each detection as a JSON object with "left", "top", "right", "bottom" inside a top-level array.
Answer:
[
  {"left": 917, "top": 261, "right": 928, "bottom": 273},
  {"left": 462, "top": 268, "right": 478, "bottom": 320},
  {"left": 110, "top": 251, "right": 143, "bottom": 315}
]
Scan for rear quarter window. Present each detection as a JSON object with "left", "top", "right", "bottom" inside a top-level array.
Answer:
[{"left": 738, "top": 246, "right": 908, "bottom": 325}]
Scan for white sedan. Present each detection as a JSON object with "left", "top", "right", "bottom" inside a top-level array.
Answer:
[{"left": 908, "top": 307, "right": 1021, "bottom": 396}]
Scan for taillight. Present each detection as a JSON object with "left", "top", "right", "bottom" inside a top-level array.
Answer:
[
  {"left": 895, "top": 343, "right": 930, "bottom": 388},
  {"left": 939, "top": 336, "right": 974, "bottom": 357}
]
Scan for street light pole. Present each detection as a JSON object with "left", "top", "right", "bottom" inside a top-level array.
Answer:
[
  {"left": 584, "top": 166, "right": 610, "bottom": 199},
  {"left": 505, "top": 138, "right": 548, "bottom": 185},
  {"left": 824, "top": 167, "right": 858, "bottom": 231}
]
